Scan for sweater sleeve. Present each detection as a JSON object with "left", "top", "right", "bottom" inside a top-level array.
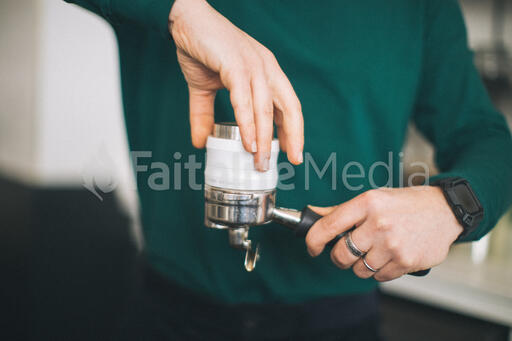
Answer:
[
  {"left": 412, "top": 0, "right": 512, "bottom": 242},
  {"left": 64, "top": 0, "right": 174, "bottom": 39}
]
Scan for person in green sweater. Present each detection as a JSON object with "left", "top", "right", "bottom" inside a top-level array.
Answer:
[{"left": 66, "top": 0, "right": 512, "bottom": 339}]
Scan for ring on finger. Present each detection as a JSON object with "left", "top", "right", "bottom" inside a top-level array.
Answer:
[
  {"left": 362, "top": 257, "right": 378, "bottom": 273},
  {"left": 345, "top": 231, "right": 366, "bottom": 258}
]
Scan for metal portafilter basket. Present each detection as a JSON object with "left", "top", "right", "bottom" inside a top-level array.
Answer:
[{"left": 204, "top": 122, "right": 429, "bottom": 276}]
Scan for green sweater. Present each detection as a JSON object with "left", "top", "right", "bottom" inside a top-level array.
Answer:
[{"left": 66, "top": 0, "right": 512, "bottom": 304}]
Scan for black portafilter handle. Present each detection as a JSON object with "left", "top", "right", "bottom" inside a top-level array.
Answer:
[{"left": 292, "top": 206, "right": 430, "bottom": 277}]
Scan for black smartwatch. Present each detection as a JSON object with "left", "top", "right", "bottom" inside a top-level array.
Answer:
[{"left": 432, "top": 177, "right": 484, "bottom": 240}]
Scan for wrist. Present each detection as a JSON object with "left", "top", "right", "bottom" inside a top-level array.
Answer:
[
  {"left": 429, "top": 186, "right": 464, "bottom": 243},
  {"left": 169, "top": 0, "right": 206, "bottom": 25},
  {"left": 431, "top": 177, "right": 484, "bottom": 242},
  {"left": 169, "top": 0, "right": 185, "bottom": 32}
]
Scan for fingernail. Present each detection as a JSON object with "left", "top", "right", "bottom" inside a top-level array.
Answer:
[
  {"left": 251, "top": 141, "right": 257, "bottom": 153},
  {"left": 262, "top": 157, "right": 269, "bottom": 171},
  {"left": 298, "top": 152, "right": 303, "bottom": 164}
]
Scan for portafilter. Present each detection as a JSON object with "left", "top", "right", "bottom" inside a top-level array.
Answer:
[{"left": 204, "top": 122, "right": 429, "bottom": 276}]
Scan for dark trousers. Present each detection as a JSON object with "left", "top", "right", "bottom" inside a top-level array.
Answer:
[{"left": 117, "top": 264, "right": 381, "bottom": 341}]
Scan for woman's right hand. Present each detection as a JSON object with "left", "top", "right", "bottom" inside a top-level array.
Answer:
[{"left": 169, "top": 0, "right": 303, "bottom": 171}]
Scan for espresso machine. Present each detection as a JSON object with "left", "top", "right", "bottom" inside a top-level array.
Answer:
[{"left": 204, "top": 122, "right": 429, "bottom": 276}]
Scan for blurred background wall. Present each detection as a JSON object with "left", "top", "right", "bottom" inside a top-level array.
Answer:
[{"left": 0, "top": 0, "right": 141, "bottom": 243}]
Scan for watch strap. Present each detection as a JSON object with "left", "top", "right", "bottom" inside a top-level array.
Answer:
[{"left": 432, "top": 177, "right": 484, "bottom": 240}]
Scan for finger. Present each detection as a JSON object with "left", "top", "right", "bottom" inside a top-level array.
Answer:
[
  {"left": 251, "top": 75, "right": 274, "bottom": 171},
  {"left": 229, "top": 78, "right": 257, "bottom": 154},
  {"left": 330, "top": 250, "right": 345, "bottom": 269},
  {"left": 189, "top": 87, "right": 216, "bottom": 148},
  {"left": 352, "top": 249, "right": 392, "bottom": 279},
  {"left": 308, "top": 205, "right": 338, "bottom": 216},
  {"left": 329, "top": 235, "right": 360, "bottom": 270},
  {"left": 329, "top": 223, "right": 372, "bottom": 270},
  {"left": 373, "top": 262, "right": 407, "bottom": 282},
  {"left": 348, "top": 221, "right": 375, "bottom": 260},
  {"left": 306, "top": 196, "right": 368, "bottom": 257},
  {"left": 274, "top": 107, "right": 287, "bottom": 152},
  {"left": 272, "top": 71, "right": 303, "bottom": 165}
]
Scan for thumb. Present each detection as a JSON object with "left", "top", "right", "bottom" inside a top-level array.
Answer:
[
  {"left": 189, "top": 86, "right": 216, "bottom": 148},
  {"left": 308, "top": 205, "right": 339, "bottom": 216}
]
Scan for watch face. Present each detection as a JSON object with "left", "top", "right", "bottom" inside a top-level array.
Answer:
[{"left": 453, "top": 184, "right": 479, "bottom": 214}]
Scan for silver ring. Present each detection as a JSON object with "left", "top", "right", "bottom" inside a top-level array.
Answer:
[
  {"left": 363, "top": 257, "right": 378, "bottom": 273},
  {"left": 345, "top": 231, "right": 366, "bottom": 258}
]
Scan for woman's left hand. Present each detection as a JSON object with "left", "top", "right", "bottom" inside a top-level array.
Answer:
[{"left": 305, "top": 186, "right": 464, "bottom": 281}]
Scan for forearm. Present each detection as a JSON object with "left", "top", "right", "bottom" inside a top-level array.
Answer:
[
  {"left": 430, "top": 122, "right": 512, "bottom": 241},
  {"left": 413, "top": 0, "right": 512, "bottom": 241}
]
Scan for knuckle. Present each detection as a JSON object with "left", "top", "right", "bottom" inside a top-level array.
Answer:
[
  {"left": 293, "top": 99, "right": 303, "bottom": 113},
  {"left": 374, "top": 216, "right": 392, "bottom": 232},
  {"left": 363, "top": 189, "right": 385, "bottom": 210},
  {"left": 225, "top": 64, "right": 249, "bottom": 82},
  {"left": 260, "top": 105, "right": 273, "bottom": 118},
  {"left": 246, "top": 56, "right": 265, "bottom": 72},
  {"left": 236, "top": 64, "right": 251, "bottom": 76},
  {"left": 353, "top": 266, "right": 367, "bottom": 279},
  {"left": 331, "top": 258, "right": 343, "bottom": 270},
  {"left": 231, "top": 99, "right": 251, "bottom": 114},
  {"left": 440, "top": 247, "right": 450, "bottom": 260},
  {"left": 237, "top": 116, "right": 254, "bottom": 129},
  {"left": 241, "top": 50, "right": 261, "bottom": 67},
  {"left": 361, "top": 190, "right": 377, "bottom": 206},
  {"left": 260, "top": 47, "right": 277, "bottom": 63},
  {"left": 384, "top": 235, "right": 400, "bottom": 252},
  {"left": 321, "top": 218, "right": 339, "bottom": 236},
  {"left": 284, "top": 98, "right": 302, "bottom": 115},
  {"left": 359, "top": 272, "right": 373, "bottom": 279},
  {"left": 304, "top": 233, "right": 315, "bottom": 250},
  {"left": 374, "top": 273, "right": 392, "bottom": 282},
  {"left": 337, "top": 255, "right": 351, "bottom": 268},
  {"left": 332, "top": 249, "right": 350, "bottom": 268},
  {"left": 395, "top": 252, "right": 414, "bottom": 268}
]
